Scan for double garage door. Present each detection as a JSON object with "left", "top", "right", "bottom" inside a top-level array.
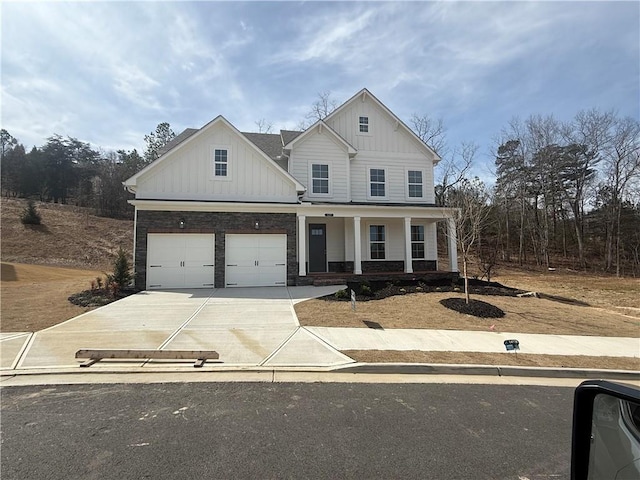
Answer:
[{"left": 146, "top": 233, "right": 286, "bottom": 289}]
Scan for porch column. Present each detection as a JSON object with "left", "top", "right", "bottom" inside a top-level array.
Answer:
[
  {"left": 353, "top": 216, "right": 362, "bottom": 274},
  {"left": 447, "top": 217, "right": 458, "bottom": 272},
  {"left": 298, "top": 215, "right": 306, "bottom": 276},
  {"left": 404, "top": 217, "right": 413, "bottom": 273}
]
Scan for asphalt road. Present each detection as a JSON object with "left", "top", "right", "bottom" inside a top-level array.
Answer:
[{"left": 1, "top": 382, "right": 574, "bottom": 479}]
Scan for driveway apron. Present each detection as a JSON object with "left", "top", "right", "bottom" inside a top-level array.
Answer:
[{"left": 4, "top": 287, "right": 351, "bottom": 370}]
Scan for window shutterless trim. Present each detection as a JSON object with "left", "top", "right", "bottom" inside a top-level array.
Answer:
[
  {"left": 406, "top": 168, "right": 425, "bottom": 200},
  {"left": 357, "top": 115, "right": 372, "bottom": 136},
  {"left": 309, "top": 162, "right": 331, "bottom": 197},
  {"left": 210, "top": 145, "right": 232, "bottom": 181},
  {"left": 367, "top": 166, "right": 388, "bottom": 200},
  {"left": 368, "top": 223, "right": 386, "bottom": 260},
  {"left": 410, "top": 224, "right": 425, "bottom": 259}
]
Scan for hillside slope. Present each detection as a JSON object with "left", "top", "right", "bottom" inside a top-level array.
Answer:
[{"left": 1, "top": 198, "right": 133, "bottom": 270}]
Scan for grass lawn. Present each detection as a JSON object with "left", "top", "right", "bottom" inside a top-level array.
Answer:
[{"left": 296, "top": 269, "right": 639, "bottom": 370}]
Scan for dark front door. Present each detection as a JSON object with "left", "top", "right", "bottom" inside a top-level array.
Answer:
[{"left": 309, "top": 224, "right": 327, "bottom": 273}]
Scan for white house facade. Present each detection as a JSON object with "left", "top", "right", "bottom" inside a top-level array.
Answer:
[{"left": 124, "top": 89, "right": 458, "bottom": 289}]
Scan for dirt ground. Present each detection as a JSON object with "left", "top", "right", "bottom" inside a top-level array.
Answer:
[
  {"left": 493, "top": 267, "right": 640, "bottom": 316},
  {"left": 295, "top": 290, "right": 640, "bottom": 337},
  {"left": 1, "top": 197, "right": 132, "bottom": 270},
  {"left": 346, "top": 350, "right": 640, "bottom": 371},
  {"left": 1, "top": 263, "right": 104, "bottom": 332}
]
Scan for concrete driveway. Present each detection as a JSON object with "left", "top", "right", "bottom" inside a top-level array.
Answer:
[{"left": 1, "top": 286, "right": 354, "bottom": 371}]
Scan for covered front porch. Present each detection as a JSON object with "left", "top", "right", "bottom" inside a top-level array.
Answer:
[{"left": 295, "top": 204, "right": 458, "bottom": 283}]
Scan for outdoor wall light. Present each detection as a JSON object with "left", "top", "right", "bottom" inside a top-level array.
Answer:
[
  {"left": 254, "top": 221, "right": 260, "bottom": 230},
  {"left": 179, "top": 219, "right": 185, "bottom": 229}
]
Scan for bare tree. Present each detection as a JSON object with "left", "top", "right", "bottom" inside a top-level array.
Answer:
[
  {"left": 435, "top": 141, "right": 476, "bottom": 206},
  {"left": 602, "top": 116, "right": 640, "bottom": 275},
  {"left": 410, "top": 113, "right": 447, "bottom": 155},
  {"left": 304, "top": 91, "right": 339, "bottom": 124},
  {"left": 449, "top": 177, "right": 491, "bottom": 304},
  {"left": 254, "top": 118, "right": 273, "bottom": 134}
]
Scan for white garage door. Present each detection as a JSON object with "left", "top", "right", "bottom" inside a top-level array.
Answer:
[
  {"left": 225, "top": 234, "right": 287, "bottom": 287},
  {"left": 147, "top": 234, "right": 215, "bottom": 289}
]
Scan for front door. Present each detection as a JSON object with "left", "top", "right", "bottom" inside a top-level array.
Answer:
[{"left": 308, "top": 224, "right": 327, "bottom": 273}]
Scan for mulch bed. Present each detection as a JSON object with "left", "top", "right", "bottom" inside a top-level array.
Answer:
[
  {"left": 333, "top": 278, "right": 527, "bottom": 302},
  {"left": 68, "top": 288, "right": 136, "bottom": 308},
  {"left": 439, "top": 297, "right": 506, "bottom": 318},
  {"left": 325, "top": 278, "right": 521, "bottom": 319}
]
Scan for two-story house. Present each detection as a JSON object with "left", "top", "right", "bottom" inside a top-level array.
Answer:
[{"left": 124, "top": 88, "right": 458, "bottom": 289}]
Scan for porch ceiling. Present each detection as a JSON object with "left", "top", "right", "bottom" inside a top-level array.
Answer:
[{"left": 297, "top": 202, "right": 456, "bottom": 219}]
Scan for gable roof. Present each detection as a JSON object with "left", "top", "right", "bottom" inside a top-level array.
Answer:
[
  {"left": 241, "top": 132, "right": 282, "bottom": 160},
  {"left": 281, "top": 129, "right": 303, "bottom": 145},
  {"left": 157, "top": 128, "right": 198, "bottom": 157},
  {"left": 324, "top": 88, "right": 442, "bottom": 163},
  {"left": 282, "top": 119, "right": 357, "bottom": 156},
  {"left": 124, "top": 116, "right": 306, "bottom": 192}
]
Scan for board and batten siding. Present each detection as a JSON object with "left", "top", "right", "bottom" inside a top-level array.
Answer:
[
  {"left": 323, "top": 94, "right": 436, "bottom": 204},
  {"left": 288, "top": 130, "right": 350, "bottom": 202},
  {"left": 135, "top": 122, "right": 298, "bottom": 202},
  {"left": 326, "top": 97, "right": 427, "bottom": 156}
]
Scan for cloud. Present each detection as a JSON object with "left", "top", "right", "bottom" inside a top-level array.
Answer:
[{"left": 1, "top": 1, "right": 636, "bottom": 161}]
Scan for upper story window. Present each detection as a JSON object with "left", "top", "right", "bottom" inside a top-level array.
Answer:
[
  {"left": 214, "top": 149, "right": 228, "bottom": 177},
  {"left": 369, "top": 168, "right": 386, "bottom": 198},
  {"left": 311, "top": 163, "right": 329, "bottom": 195},
  {"left": 411, "top": 225, "right": 425, "bottom": 259},
  {"left": 369, "top": 225, "right": 386, "bottom": 259},
  {"left": 407, "top": 170, "right": 424, "bottom": 198},
  {"left": 359, "top": 116, "right": 369, "bottom": 133}
]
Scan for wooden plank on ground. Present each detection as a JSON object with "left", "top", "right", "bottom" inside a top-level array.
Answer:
[{"left": 75, "top": 349, "right": 219, "bottom": 360}]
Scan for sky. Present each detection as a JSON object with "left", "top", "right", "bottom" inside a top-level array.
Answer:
[{"left": 2, "top": 1, "right": 639, "bottom": 179}]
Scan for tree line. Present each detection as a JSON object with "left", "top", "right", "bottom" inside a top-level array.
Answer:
[
  {"left": 0, "top": 123, "right": 175, "bottom": 219},
  {"left": 410, "top": 109, "right": 640, "bottom": 277}
]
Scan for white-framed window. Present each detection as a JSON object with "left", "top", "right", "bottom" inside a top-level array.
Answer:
[
  {"left": 368, "top": 168, "right": 387, "bottom": 199},
  {"left": 310, "top": 163, "right": 330, "bottom": 196},
  {"left": 359, "top": 116, "right": 369, "bottom": 133},
  {"left": 411, "top": 225, "right": 425, "bottom": 259},
  {"left": 369, "top": 224, "right": 386, "bottom": 260},
  {"left": 407, "top": 169, "right": 424, "bottom": 199},
  {"left": 211, "top": 146, "right": 231, "bottom": 180}
]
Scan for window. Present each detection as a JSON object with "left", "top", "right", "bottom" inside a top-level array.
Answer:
[
  {"left": 359, "top": 116, "right": 369, "bottom": 133},
  {"left": 408, "top": 170, "right": 423, "bottom": 198},
  {"left": 311, "top": 164, "right": 329, "bottom": 194},
  {"left": 369, "top": 225, "right": 385, "bottom": 259},
  {"left": 214, "top": 149, "right": 228, "bottom": 177},
  {"left": 369, "top": 168, "right": 386, "bottom": 197},
  {"left": 411, "top": 225, "right": 425, "bottom": 259}
]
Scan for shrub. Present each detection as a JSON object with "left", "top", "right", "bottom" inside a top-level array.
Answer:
[
  {"left": 334, "top": 288, "right": 349, "bottom": 299},
  {"left": 111, "top": 247, "right": 132, "bottom": 288},
  {"left": 20, "top": 201, "right": 41, "bottom": 225},
  {"left": 360, "top": 284, "right": 372, "bottom": 296}
]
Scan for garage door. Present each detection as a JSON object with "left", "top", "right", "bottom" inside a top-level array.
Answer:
[
  {"left": 225, "top": 234, "right": 286, "bottom": 287},
  {"left": 146, "top": 234, "right": 215, "bottom": 289}
]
